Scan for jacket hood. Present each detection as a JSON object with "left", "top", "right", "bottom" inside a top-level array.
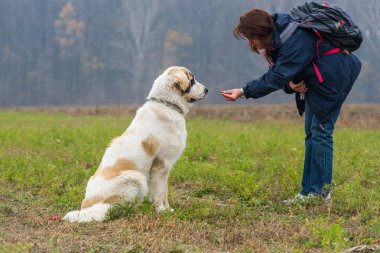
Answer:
[{"left": 272, "top": 13, "right": 291, "bottom": 49}]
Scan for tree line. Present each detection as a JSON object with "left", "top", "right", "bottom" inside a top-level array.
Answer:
[{"left": 0, "top": 0, "right": 378, "bottom": 106}]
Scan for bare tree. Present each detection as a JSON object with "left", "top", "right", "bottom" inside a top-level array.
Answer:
[
  {"left": 109, "top": 0, "right": 164, "bottom": 103},
  {"left": 54, "top": 0, "right": 85, "bottom": 58}
]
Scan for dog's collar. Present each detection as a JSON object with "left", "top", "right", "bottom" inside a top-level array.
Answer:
[{"left": 148, "top": 97, "right": 184, "bottom": 115}]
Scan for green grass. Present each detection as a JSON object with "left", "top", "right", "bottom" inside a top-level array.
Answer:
[{"left": 0, "top": 111, "right": 379, "bottom": 252}]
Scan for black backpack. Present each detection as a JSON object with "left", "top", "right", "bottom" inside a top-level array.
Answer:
[{"left": 280, "top": 1, "right": 363, "bottom": 53}]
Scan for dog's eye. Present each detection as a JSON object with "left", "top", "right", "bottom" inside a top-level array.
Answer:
[{"left": 190, "top": 78, "right": 195, "bottom": 86}]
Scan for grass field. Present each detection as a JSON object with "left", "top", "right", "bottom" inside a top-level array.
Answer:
[{"left": 0, "top": 110, "right": 379, "bottom": 252}]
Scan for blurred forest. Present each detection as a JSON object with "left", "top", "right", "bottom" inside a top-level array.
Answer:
[{"left": 0, "top": 0, "right": 379, "bottom": 106}]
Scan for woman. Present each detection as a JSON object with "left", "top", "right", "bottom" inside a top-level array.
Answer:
[{"left": 221, "top": 9, "right": 361, "bottom": 204}]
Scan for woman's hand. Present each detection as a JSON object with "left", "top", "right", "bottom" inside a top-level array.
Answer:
[
  {"left": 289, "top": 80, "right": 308, "bottom": 93},
  {"left": 220, "top": 89, "right": 243, "bottom": 101}
]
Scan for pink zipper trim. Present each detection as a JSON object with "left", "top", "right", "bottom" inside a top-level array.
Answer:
[
  {"left": 313, "top": 60, "right": 324, "bottom": 82},
  {"left": 322, "top": 48, "right": 341, "bottom": 55}
]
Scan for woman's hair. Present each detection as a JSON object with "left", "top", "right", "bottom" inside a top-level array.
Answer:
[{"left": 233, "top": 9, "right": 275, "bottom": 58}]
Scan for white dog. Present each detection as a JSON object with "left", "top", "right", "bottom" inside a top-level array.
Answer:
[{"left": 63, "top": 66, "right": 208, "bottom": 222}]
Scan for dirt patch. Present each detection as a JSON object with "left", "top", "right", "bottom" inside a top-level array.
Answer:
[
  {"left": 191, "top": 104, "right": 380, "bottom": 130},
  {"left": 2, "top": 104, "right": 380, "bottom": 129}
]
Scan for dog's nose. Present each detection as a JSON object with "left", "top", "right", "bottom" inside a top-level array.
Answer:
[{"left": 204, "top": 88, "right": 209, "bottom": 94}]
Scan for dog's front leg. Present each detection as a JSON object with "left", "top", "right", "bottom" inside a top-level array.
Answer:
[{"left": 149, "top": 158, "right": 173, "bottom": 213}]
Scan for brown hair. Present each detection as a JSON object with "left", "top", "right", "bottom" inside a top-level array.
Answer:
[{"left": 233, "top": 9, "right": 275, "bottom": 59}]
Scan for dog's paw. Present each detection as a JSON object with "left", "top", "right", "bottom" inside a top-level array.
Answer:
[
  {"left": 155, "top": 205, "right": 174, "bottom": 213},
  {"left": 155, "top": 205, "right": 165, "bottom": 213}
]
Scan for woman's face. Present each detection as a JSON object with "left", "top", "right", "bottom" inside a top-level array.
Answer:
[{"left": 249, "top": 39, "right": 264, "bottom": 51}]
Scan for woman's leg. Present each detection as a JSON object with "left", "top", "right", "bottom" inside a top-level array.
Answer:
[
  {"left": 301, "top": 103, "right": 313, "bottom": 195},
  {"left": 322, "top": 107, "right": 341, "bottom": 195},
  {"left": 309, "top": 107, "right": 341, "bottom": 195}
]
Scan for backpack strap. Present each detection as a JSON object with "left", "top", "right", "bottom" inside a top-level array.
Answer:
[
  {"left": 290, "top": 7, "right": 307, "bottom": 20},
  {"left": 280, "top": 21, "right": 299, "bottom": 44},
  {"left": 313, "top": 48, "right": 342, "bottom": 83}
]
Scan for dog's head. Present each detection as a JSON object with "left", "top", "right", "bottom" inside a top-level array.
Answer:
[{"left": 164, "top": 66, "right": 208, "bottom": 103}]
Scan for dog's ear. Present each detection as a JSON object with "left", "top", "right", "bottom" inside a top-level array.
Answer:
[
  {"left": 173, "top": 79, "right": 191, "bottom": 95},
  {"left": 168, "top": 67, "right": 192, "bottom": 95}
]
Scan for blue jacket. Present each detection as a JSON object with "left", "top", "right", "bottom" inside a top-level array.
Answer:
[{"left": 242, "top": 13, "right": 362, "bottom": 123}]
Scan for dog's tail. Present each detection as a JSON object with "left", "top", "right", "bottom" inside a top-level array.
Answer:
[
  {"left": 62, "top": 203, "right": 111, "bottom": 222},
  {"left": 62, "top": 171, "right": 148, "bottom": 222}
]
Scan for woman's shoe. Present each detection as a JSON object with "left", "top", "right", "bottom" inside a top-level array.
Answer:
[
  {"left": 283, "top": 193, "right": 310, "bottom": 205},
  {"left": 321, "top": 191, "right": 332, "bottom": 203},
  {"left": 284, "top": 192, "right": 331, "bottom": 205}
]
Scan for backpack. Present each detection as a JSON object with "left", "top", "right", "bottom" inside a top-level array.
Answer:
[{"left": 280, "top": 1, "right": 363, "bottom": 53}]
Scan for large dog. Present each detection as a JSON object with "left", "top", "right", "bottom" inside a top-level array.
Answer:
[{"left": 63, "top": 66, "right": 208, "bottom": 222}]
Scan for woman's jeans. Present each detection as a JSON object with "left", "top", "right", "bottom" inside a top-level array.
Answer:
[{"left": 301, "top": 103, "right": 341, "bottom": 196}]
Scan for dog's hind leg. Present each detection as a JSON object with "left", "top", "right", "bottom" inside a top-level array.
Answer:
[
  {"left": 119, "top": 170, "right": 149, "bottom": 203},
  {"left": 63, "top": 171, "right": 148, "bottom": 223}
]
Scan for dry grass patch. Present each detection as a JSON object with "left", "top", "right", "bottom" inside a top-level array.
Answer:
[{"left": 0, "top": 198, "right": 310, "bottom": 252}]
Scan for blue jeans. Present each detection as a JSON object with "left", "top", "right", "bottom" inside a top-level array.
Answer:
[{"left": 301, "top": 103, "right": 341, "bottom": 196}]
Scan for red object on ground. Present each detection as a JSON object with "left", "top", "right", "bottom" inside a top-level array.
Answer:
[{"left": 47, "top": 216, "right": 62, "bottom": 221}]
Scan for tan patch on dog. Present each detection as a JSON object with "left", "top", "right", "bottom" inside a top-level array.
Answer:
[
  {"left": 81, "top": 196, "right": 105, "bottom": 209},
  {"left": 169, "top": 66, "right": 191, "bottom": 75},
  {"left": 104, "top": 195, "right": 124, "bottom": 204},
  {"left": 81, "top": 195, "right": 124, "bottom": 209},
  {"left": 141, "top": 134, "right": 159, "bottom": 156},
  {"left": 94, "top": 159, "right": 136, "bottom": 180},
  {"left": 167, "top": 66, "right": 182, "bottom": 76}
]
